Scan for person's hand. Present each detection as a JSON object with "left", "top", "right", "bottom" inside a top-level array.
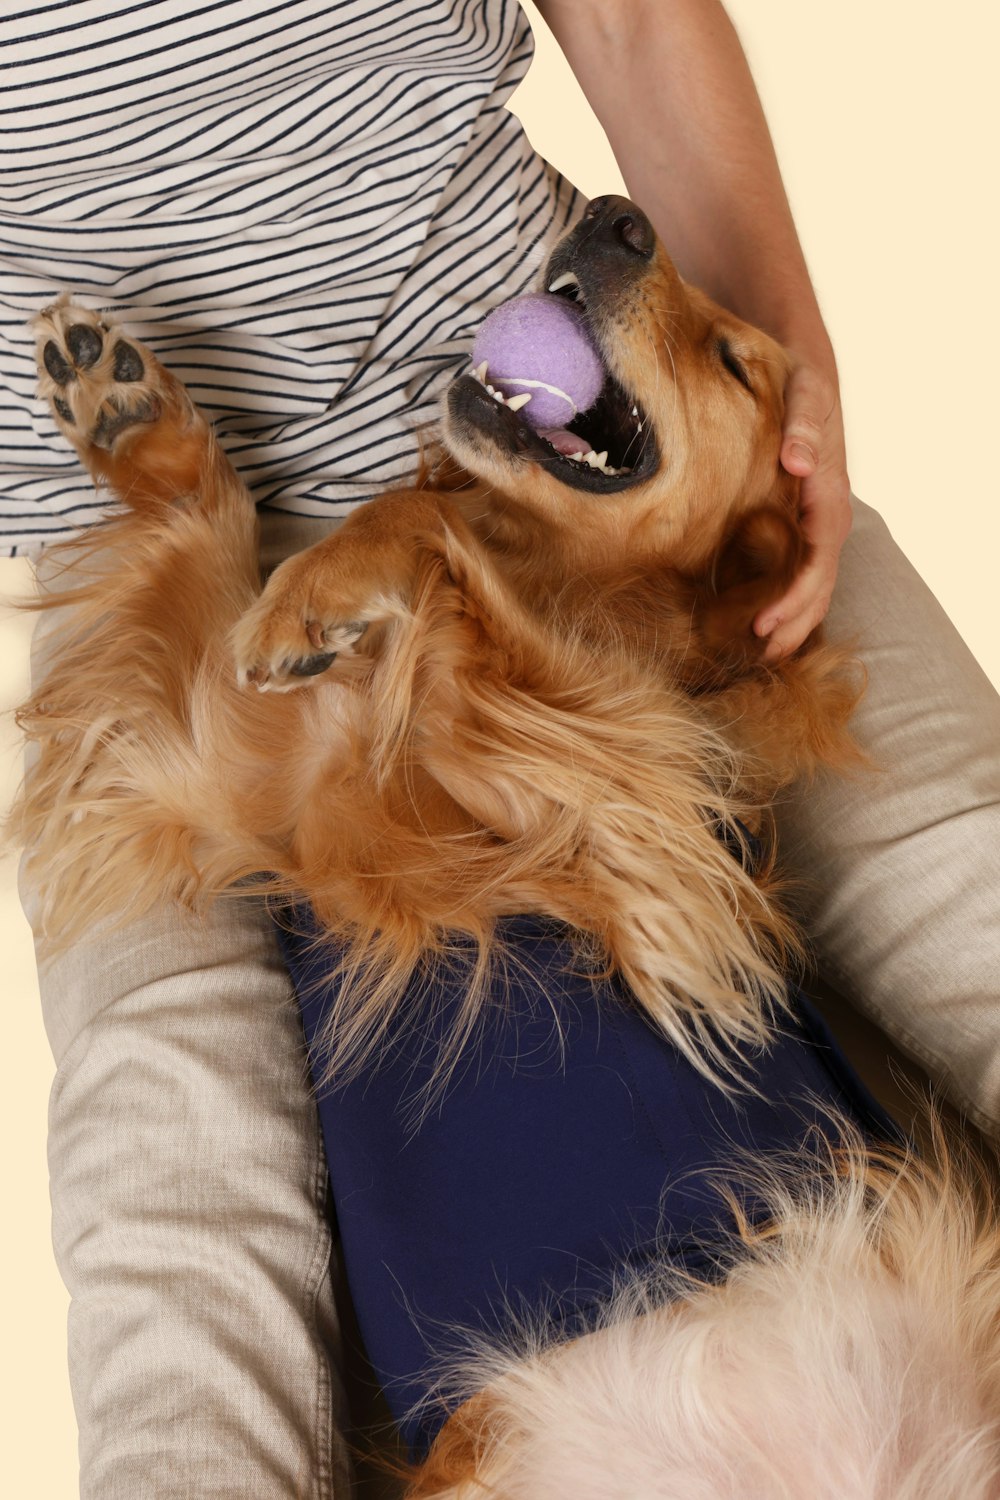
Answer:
[{"left": 754, "top": 360, "right": 853, "bottom": 662}]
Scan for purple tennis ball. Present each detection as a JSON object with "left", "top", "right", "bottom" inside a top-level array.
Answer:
[{"left": 471, "top": 293, "right": 605, "bottom": 430}]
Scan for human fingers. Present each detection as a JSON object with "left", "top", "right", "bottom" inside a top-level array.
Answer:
[{"left": 755, "top": 364, "right": 852, "bottom": 659}]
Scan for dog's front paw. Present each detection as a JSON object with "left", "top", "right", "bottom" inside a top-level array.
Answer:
[
  {"left": 233, "top": 501, "right": 428, "bottom": 691},
  {"left": 35, "top": 300, "right": 162, "bottom": 453},
  {"left": 234, "top": 607, "right": 369, "bottom": 693},
  {"left": 232, "top": 543, "right": 381, "bottom": 692}
]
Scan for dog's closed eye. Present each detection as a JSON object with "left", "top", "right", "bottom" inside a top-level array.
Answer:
[{"left": 717, "top": 337, "right": 754, "bottom": 392}]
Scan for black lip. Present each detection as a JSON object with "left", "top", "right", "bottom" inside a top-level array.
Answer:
[{"left": 447, "top": 373, "right": 658, "bottom": 496}]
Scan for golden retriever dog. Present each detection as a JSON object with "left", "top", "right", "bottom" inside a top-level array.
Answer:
[
  {"left": 15, "top": 197, "right": 1000, "bottom": 1495},
  {"left": 19, "top": 196, "right": 858, "bottom": 1083}
]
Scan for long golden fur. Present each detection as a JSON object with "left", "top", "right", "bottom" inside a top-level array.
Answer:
[{"left": 15, "top": 199, "right": 860, "bottom": 1089}]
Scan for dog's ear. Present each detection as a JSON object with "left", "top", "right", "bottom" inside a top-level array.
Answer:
[{"left": 697, "top": 474, "right": 807, "bottom": 656}]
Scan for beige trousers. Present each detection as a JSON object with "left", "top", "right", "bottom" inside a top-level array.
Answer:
[
  {"left": 26, "top": 499, "right": 1000, "bottom": 1495},
  {"left": 775, "top": 501, "right": 1000, "bottom": 1135}
]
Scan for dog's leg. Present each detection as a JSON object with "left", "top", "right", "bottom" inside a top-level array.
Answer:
[
  {"left": 17, "top": 303, "right": 274, "bottom": 945},
  {"left": 32, "top": 299, "right": 258, "bottom": 655}
]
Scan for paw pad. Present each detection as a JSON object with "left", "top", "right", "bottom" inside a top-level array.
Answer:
[
  {"left": 43, "top": 341, "right": 73, "bottom": 385},
  {"left": 38, "top": 305, "right": 154, "bottom": 449},
  {"left": 65, "top": 323, "right": 103, "bottom": 370},
  {"left": 288, "top": 651, "right": 338, "bottom": 678},
  {"left": 42, "top": 319, "right": 146, "bottom": 395},
  {"left": 92, "top": 395, "right": 160, "bottom": 450},
  {"left": 113, "top": 341, "right": 144, "bottom": 383}
]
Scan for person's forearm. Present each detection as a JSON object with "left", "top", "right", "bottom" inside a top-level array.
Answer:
[{"left": 534, "top": 0, "right": 836, "bottom": 384}]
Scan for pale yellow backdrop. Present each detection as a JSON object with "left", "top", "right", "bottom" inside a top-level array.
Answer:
[{"left": 3, "top": 2, "right": 997, "bottom": 1490}]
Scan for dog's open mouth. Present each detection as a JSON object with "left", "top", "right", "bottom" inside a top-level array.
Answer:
[{"left": 449, "top": 274, "right": 660, "bottom": 496}]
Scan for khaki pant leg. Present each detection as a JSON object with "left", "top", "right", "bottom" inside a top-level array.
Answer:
[
  {"left": 26, "top": 510, "right": 354, "bottom": 1497},
  {"left": 775, "top": 499, "right": 1000, "bottom": 1136}
]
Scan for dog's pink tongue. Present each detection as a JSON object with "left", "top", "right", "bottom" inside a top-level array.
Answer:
[{"left": 540, "top": 427, "right": 593, "bottom": 456}]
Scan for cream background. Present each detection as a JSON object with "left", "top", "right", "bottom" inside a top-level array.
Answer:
[{"left": 3, "top": 1, "right": 997, "bottom": 1489}]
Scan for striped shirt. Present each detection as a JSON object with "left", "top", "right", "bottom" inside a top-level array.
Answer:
[{"left": 0, "top": 0, "right": 581, "bottom": 554}]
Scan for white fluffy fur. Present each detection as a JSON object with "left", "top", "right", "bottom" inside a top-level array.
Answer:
[{"left": 412, "top": 1134, "right": 1000, "bottom": 1497}]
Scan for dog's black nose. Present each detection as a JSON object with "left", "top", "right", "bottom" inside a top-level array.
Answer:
[{"left": 583, "top": 196, "right": 655, "bottom": 259}]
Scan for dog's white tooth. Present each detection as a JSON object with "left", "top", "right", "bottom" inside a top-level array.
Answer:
[
  {"left": 636, "top": 421, "right": 643, "bottom": 433},
  {"left": 475, "top": 361, "right": 488, "bottom": 382},
  {"left": 569, "top": 451, "right": 585, "bottom": 461},
  {"left": 595, "top": 451, "right": 608, "bottom": 467},
  {"left": 547, "top": 272, "right": 580, "bottom": 294},
  {"left": 631, "top": 405, "right": 638, "bottom": 417},
  {"left": 506, "top": 392, "right": 532, "bottom": 412}
]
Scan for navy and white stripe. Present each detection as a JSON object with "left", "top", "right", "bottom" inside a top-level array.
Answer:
[{"left": 0, "top": 0, "right": 581, "bottom": 554}]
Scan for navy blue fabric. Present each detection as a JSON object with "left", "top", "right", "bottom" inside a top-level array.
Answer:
[{"left": 278, "top": 914, "right": 897, "bottom": 1455}]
